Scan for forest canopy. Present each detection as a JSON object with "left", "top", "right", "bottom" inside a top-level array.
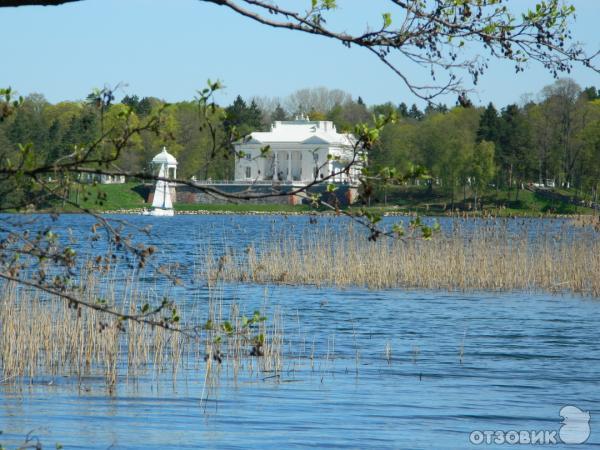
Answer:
[{"left": 1, "top": 80, "right": 598, "bottom": 211}]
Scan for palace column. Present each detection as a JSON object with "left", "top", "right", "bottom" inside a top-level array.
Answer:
[
  {"left": 273, "top": 152, "right": 279, "bottom": 181},
  {"left": 287, "top": 151, "right": 292, "bottom": 181}
]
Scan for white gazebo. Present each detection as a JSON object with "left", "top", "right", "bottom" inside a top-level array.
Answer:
[
  {"left": 147, "top": 146, "right": 178, "bottom": 216},
  {"left": 234, "top": 117, "right": 361, "bottom": 185},
  {"left": 151, "top": 146, "right": 178, "bottom": 179}
]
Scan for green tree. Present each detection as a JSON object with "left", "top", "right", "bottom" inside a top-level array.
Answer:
[
  {"left": 540, "top": 79, "right": 590, "bottom": 188},
  {"left": 469, "top": 140, "right": 496, "bottom": 209},
  {"left": 582, "top": 86, "right": 599, "bottom": 101},
  {"left": 224, "top": 95, "right": 263, "bottom": 136},
  {"left": 575, "top": 100, "right": 600, "bottom": 199},
  {"left": 497, "top": 104, "right": 532, "bottom": 198},
  {"left": 122, "top": 94, "right": 140, "bottom": 112},
  {"left": 371, "top": 102, "right": 397, "bottom": 118},
  {"left": 476, "top": 103, "right": 500, "bottom": 144},
  {"left": 397, "top": 102, "right": 409, "bottom": 118},
  {"left": 407, "top": 104, "right": 423, "bottom": 121},
  {"left": 7, "top": 94, "right": 50, "bottom": 158},
  {"left": 272, "top": 104, "right": 287, "bottom": 121},
  {"left": 525, "top": 102, "right": 556, "bottom": 185},
  {"left": 415, "top": 106, "right": 481, "bottom": 207}
]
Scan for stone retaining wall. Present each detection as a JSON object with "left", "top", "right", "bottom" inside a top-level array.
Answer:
[{"left": 142, "top": 183, "right": 358, "bottom": 206}]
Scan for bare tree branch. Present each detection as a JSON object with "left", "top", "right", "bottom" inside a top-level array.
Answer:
[{"left": 0, "top": 0, "right": 78, "bottom": 5}]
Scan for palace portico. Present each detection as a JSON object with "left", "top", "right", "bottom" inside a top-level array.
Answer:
[{"left": 234, "top": 117, "right": 361, "bottom": 185}]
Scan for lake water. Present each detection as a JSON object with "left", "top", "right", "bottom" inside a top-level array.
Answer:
[{"left": 1, "top": 214, "right": 599, "bottom": 449}]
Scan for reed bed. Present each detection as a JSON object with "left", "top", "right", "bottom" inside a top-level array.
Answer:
[
  {"left": 0, "top": 272, "right": 283, "bottom": 388},
  {"left": 207, "top": 220, "right": 600, "bottom": 296},
  {"left": 571, "top": 214, "right": 600, "bottom": 231}
]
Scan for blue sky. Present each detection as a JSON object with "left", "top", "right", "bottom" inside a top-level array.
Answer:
[{"left": 1, "top": 0, "right": 598, "bottom": 108}]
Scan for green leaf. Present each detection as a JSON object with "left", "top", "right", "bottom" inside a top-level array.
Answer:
[
  {"left": 222, "top": 321, "right": 234, "bottom": 335},
  {"left": 421, "top": 226, "right": 433, "bottom": 240},
  {"left": 392, "top": 223, "right": 405, "bottom": 237},
  {"left": 382, "top": 12, "right": 392, "bottom": 28}
]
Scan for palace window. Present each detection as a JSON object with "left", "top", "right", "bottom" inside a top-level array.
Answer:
[{"left": 245, "top": 167, "right": 251, "bottom": 178}]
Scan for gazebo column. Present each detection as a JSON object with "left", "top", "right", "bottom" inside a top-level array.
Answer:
[{"left": 287, "top": 151, "right": 292, "bottom": 181}]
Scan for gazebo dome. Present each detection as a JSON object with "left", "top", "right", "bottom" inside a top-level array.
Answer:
[{"left": 152, "top": 147, "right": 178, "bottom": 166}]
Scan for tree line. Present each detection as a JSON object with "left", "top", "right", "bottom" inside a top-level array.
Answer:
[
  {"left": 373, "top": 79, "right": 600, "bottom": 206},
  {"left": 0, "top": 79, "right": 598, "bottom": 207}
]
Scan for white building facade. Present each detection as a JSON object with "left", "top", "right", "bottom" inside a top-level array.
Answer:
[{"left": 234, "top": 118, "right": 362, "bottom": 185}]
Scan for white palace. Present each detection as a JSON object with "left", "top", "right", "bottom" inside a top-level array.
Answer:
[{"left": 234, "top": 117, "right": 362, "bottom": 185}]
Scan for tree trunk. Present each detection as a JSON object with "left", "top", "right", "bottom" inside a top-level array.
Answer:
[{"left": 508, "top": 163, "right": 513, "bottom": 201}]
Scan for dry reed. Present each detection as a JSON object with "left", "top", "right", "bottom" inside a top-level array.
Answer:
[
  {"left": 0, "top": 271, "right": 283, "bottom": 388},
  {"left": 207, "top": 220, "right": 600, "bottom": 296}
]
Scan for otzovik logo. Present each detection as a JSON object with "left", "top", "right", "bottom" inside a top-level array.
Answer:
[
  {"left": 559, "top": 406, "right": 591, "bottom": 445},
  {"left": 469, "top": 406, "right": 591, "bottom": 445}
]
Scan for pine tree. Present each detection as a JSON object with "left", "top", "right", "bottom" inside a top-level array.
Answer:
[
  {"left": 582, "top": 86, "right": 599, "bottom": 101},
  {"left": 397, "top": 102, "right": 409, "bottom": 117},
  {"left": 476, "top": 103, "right": 500, "bottom": 143},
  {"left": 408, "top": 103, "right": 423, "bottom": 120},
  {"left": 247, "top": 100, "right": 263, "bottom": 128},
  {"left": 272, "top": 104, "right": 287, "bottom": 121},
  {"left": 122, "top": 95, "right": 140, "bottom": 112},
  {"left": 224, "top": 95, "right": 248, "bottom": 131}
]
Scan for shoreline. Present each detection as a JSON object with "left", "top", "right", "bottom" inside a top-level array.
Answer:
[
  {"left": 3, "top": 206, "right": 600, "bottom": 219},
  {"left": 6, "top": 207, "right": 595, "bottom": 220}
]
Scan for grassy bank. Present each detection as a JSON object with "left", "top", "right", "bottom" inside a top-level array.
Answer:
[
  {"left": 64, "top": 182, "right": 148, "bottom": 211},
  {"left": 371, "top": 185, "right": 597, "bottom": 216}
]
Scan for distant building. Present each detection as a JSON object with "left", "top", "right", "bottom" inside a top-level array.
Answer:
[
  {"left": 79, "top": 173, "right": 125, "bottom": 184},
  {"left": 234, "top": 117, "right": 361, "bottom": 185},
  {"left": 99, "top": 174, "right": 125, "bottom": 184}
]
